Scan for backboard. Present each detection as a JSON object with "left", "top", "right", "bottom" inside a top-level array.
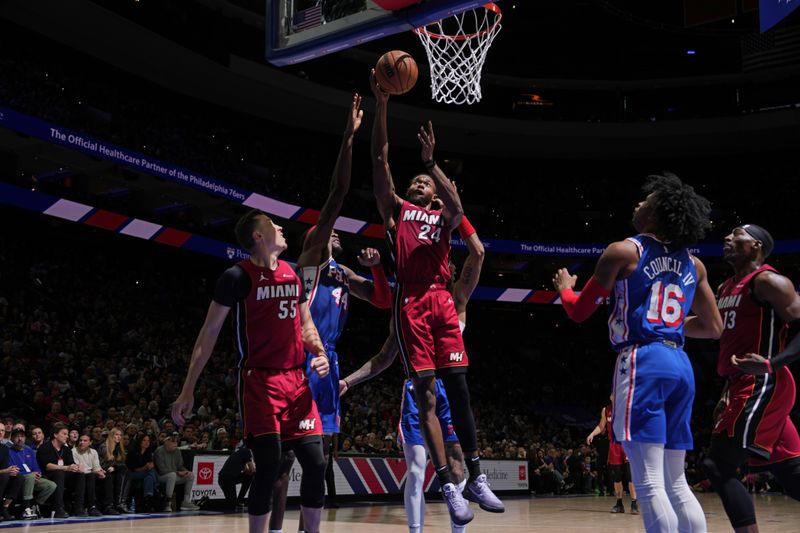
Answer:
[{"left": 266, "top": 0, "right": 493, "bottom": 66}]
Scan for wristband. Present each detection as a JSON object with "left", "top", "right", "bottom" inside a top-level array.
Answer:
[
  {"left": 457, "top": 215, "right": 476, "bottom": 239},
  {"left": 423, "top": 159, "right": 436, "bottom": 170}
]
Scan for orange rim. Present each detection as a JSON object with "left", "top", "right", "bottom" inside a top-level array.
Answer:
[{"left": 412, "top": 3, "right": 501, "bottom": 42}]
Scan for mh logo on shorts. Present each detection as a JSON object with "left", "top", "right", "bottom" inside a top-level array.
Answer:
[
  {"left": 197, "top": 462, "right": 215, "bottom": 485},
  {"left": 449, "top": 352, "right": 464, "bottom": 362},
  {"left": 299, "top": 418, "right": 316, "bottom": 431}
]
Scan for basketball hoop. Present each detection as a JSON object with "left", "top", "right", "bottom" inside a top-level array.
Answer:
[{"left": 413, "top": 3, "right": 502, "bottom": 105}]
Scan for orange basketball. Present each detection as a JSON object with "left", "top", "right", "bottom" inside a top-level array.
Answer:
[{"left": 375, "top": 50, "right": 418, "bottom": 95}]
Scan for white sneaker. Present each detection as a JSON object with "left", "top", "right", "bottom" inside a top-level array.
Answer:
[
  {"left": 180, "top": 501, "right": 200, "bottom": 511},
  {"left": 162, "top": 503, "right": 173, "bottom": 513},
  {"left": 22, "top": 507, "right": 37, "bottom": 520}
]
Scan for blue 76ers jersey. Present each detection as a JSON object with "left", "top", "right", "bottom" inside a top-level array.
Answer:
[
  {"left": 301, "top": 257, "right": 350, "bottom": 349},
  {"left": 608, "top": 234, "right": 697, "bottom": 351}
]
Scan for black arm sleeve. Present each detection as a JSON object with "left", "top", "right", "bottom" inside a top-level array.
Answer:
[
  {"left": 294, "top": 265, "right": 308, "bottom": 304},
  {"left": 771, "top": 328, "right": 800, "bottom": 371},
  {"left": 213, "top": 265, "right": 250, "bottom": 307}
]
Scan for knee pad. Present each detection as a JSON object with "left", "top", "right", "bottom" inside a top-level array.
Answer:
[
  {"left": 293, "top": 438, "right": 326, "bottom": 509},
  {"left": 247, "top": 434, "right": 282, "bottom": 516}
]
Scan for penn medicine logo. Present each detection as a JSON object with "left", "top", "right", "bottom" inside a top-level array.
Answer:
[
  {"left": 449, "top": 352, "right": 464, "bottom": 362},
  {"left": 226, "top": 247, "right": 236, "bottom": 259},
  {"left": 298, "top": 418, "right": 316, "bottom": 431}
]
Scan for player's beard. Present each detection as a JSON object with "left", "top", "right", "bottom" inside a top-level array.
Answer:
[{"left": 407, "top": 190, "right": 430, "bottom": 207}]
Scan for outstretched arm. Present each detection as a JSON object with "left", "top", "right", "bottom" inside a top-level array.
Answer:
[
  {"left": 453, "top": 216, "right": 484, "bottom": 315},
  {"left": 340, "top": 331, "right": 399, "bottom": 395},
  {"left": 341, "top": 248, "right": 393, "bottom": 309},
  {"left": 684, "top": 257, "right": 724, "bottom": 339},
  {"left": 172, "top": 301, "right": 230, "bottom": 425},
  {"left": 553, "top": 240, "right": 639, "bottom": 323},
  {"left": 418, "top": 121, "right": 463, "bottom": 230},
  {"left": 732, "top": 271, "right": 800, "bottom": 374},
  {"left": 370, "top": 70, "right": 401, "bottom": 228},
  {"left": 299, "top": 94, "right": 363, "bottom": 267}
]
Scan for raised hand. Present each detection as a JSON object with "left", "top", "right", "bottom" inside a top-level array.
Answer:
[
  {"left": 418, "top": 120, "right": 436, "bottom": 163},
  {"left": 357, "top": 248, "right": 381, "bottom": 267},
  {"left": 345, "top": 93, "right": 364, "bottom": 137},
  {"left": 553, "top": 268, "right": 578, "bottom": 293},
  {"left": 370, "top": 69, "right": 389, "bottom": 104}
]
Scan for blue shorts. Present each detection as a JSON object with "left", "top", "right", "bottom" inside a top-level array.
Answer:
[
  {"left": 612, "top": 342, "right": 695, "bottom": 450},
  {"left": 305, "top": 350, "right": 340, "bottom": 434},
  {"left": 399, "top": 378, "right": 458, "bottom": 447}
]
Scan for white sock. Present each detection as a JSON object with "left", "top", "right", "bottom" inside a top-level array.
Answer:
[
  {"left": 457, "top": 478, "right": 467, "bottom": 493},
  {"left": 269, "top": 530, "right": 283, "bottom": 533},
  {"left": 451, "top": 523, "right": 467, "bottom": 533}
]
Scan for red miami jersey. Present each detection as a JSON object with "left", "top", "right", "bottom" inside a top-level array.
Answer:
[
  {"left": 234, "top": 259, "right": 305, "bottom": 370},
  {"left": 391, "top": 200, "right": 452, "bottom": 285},
  {"left": 717, "top": 265, "right": 788, "bottom": 377}
]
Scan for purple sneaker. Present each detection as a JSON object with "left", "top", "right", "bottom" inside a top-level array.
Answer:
[
  {"left": 443, "top": 482, "right": 474, "bottom": 526},
  {"left": 464, "top": 474, "right": 505, "bottom": 513}
]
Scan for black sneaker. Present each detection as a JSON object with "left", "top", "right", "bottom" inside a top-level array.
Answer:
[
  {"left": 88, "top": 507, "right": 103, "bottom": 517},
  {"left": 630, "top": 500, "right": 639, "bottom": 514},
  {"left": 54, "top": 509, "right": 70, "bottom": 519},
  {"left": 104, "top": 506, "right": 120, "bottom": 515},
  {"left": 611, "top": 502, "right": 625, "bottom": 513},
  {"left": 1, "top": 507, "right": 12, "bottom": 521}
]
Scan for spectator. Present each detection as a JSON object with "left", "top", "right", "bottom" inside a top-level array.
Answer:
[
  {"left": 29, "top": 427, "right": 45, "bottom": 452},
  {"left": 7, "top": 428, "right": 56, "bottom": 520},
  {"left": 67, "top": 429, "right": 79, "bottom": 450},
  {"left": 44, "top": 401, "right": 69, "bottom": 427},
  {"left": 71, "top": 434, "right": 105, "bottom": 516},
  {"left": 125, "top": 434, "right": 158, "bottom": 512},
  {"left": 90, "top": 427, "right": 104, "bottom": 449},
  {"left": 153, "top": 434, "right": 198, "bottom": 512},
  {"left": 205, "top": 445, "right": 254, "bottom": 511},
  {"left": 97, "top": 427, "right": 127, "bottom": 514},
  {"left": 0, "top": 436, "right": 21, "bottom": 521},
  {"left": 0, "top": 425, "right": 10, "bottom": 447},
  {"left": 36, "top": 422, "right": 82, "bottom": 518}
]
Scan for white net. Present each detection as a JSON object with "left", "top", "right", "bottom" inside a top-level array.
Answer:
[{"left": 413, "top": 3, "right": 502, "bottom": 105}]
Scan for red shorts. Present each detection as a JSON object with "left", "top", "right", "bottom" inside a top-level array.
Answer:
[
  {"left": 608, "top": 441, "right": 628, "bottom": 465},
  {"left": 713, "top": 367, "right": 800, "bottom": 463},
  {"left": 238, "top": 366, "right": 322, "bottom": 441},
  {"left": 394, "top": 284, "right": 467, "bottom": 377}
]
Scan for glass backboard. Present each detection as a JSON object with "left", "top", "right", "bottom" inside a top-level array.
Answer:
[{"left": 266, "top": 0, "right": 492, "bottom": 66}]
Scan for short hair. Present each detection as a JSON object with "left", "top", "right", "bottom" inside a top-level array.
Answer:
[
  {"left": 50, "top": 422, "right": 68, "bottom": 438},
  {"left": 234, "top": 209, "right": 270, "bottom": 250},
  {"left": 643, "top": 172, "right": 712, "bottom": 249},
  {"left": 10, "top": 428, "right": 25, "bottom": 438}
]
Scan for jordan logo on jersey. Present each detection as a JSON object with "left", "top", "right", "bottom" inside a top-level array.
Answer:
[{"left": 259, "top": 272, "right": 269, "bottom": 282}]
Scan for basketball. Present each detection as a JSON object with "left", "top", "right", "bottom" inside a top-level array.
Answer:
[{"left": 375, "top": 50, "right": 418, "bottom": 95}]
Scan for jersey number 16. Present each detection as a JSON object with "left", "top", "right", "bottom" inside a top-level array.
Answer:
[{"left": 646, "top": 281, "right": 685, "bottom": 327}]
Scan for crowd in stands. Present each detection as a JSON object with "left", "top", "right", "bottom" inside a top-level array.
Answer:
[{"left": 0, "top": 206, "right": 733, "bottom": 522}]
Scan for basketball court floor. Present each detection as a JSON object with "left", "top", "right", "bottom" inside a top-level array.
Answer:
[{"left": 1, "top": 493, "right": 797, "bottom": 532}]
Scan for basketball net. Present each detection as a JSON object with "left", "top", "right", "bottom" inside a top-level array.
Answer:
[{"left": 413, "top": 3, "right": 502, "bottom": 105}]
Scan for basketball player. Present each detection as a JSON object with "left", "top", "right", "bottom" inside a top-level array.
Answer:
[
  {"left": 553, "top": 172, "right": 722, "bottom": 533},
  {"left": 268, "top": 94, "right": 393, "bottom": 533},
  {"left": 686, "top": 224, "right": 800, "bottom": 533},
  {"left": 341, "top": 213, "right": 484, "bottom": 533},
  {"left": 586, "top": 396, "right": 638, "bottom": 514},
  {"left": 172, "top": 209, "right": 330, "bottom": 533},
  {"left": 370, "top": 70, "right": 502, "bottom": 525}
]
